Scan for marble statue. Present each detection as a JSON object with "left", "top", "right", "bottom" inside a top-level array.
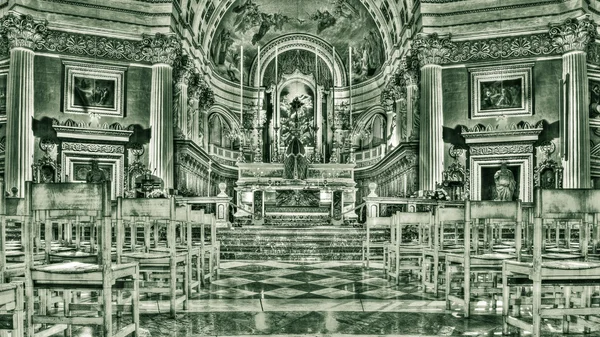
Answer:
[
  {"left": 493, "top": 162, "right": 516, "bottom": 201},
  {"left": 86, "top": 160, "right": 107, "bottom": 183}
]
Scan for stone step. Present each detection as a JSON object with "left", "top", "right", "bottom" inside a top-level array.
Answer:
[{"left": 218, "top": 225, "right": 389, "bottom": 261}]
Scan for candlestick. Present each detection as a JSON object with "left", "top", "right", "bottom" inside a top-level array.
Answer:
[{"left": 240, "top": 45, "right": 244, "bottom": 125}]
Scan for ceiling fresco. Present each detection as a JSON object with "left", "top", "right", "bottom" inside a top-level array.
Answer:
[{"left": 210, "top": 0, "right": 384, "bottom": 86}]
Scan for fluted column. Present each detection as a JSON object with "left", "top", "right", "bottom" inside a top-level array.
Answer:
[
  {"left": 413, "top": 33, "right": 453, "bottom": 191},
  {"left": 144, "top": 33, "right": 181, "bottom": 190},
  {"left": 1, "top": 14, "right": 47, "bottom": 197},
  {"left": 550, "top": 17, "right": 596, "bottom": 188}
]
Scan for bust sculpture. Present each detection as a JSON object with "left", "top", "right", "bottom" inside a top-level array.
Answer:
[
  {"left": 493, "top": 162, "right": 516, "bottom": 201},
  {"left": 86, "top": 160, "right": 107, "bottom": 183}
]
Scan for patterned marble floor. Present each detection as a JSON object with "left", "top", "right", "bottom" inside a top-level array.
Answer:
[{"left": 65, "top": 261, "right": 597, "bottom": 336}]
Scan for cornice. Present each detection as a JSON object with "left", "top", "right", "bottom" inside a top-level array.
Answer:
[
  {"left": 39, "top": 0, "right": 172, "bottom": 17},
  {"left": 53, "top": 125, "right": 133, "bottom": 143},
  {"left": 461, "top": 121, "right": 544, "bottom": 144},
  {"left": 421, "top": 1, "right": 570, "bottom": 18}
]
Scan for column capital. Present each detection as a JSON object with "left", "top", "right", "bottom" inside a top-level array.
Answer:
[
  {"left": 0, "top": 13, "right": 48, "bottom": 50},
  {"left": 141, "top": 33, "right": 181, "bottom": 66},
  {"left": 411, "top": 33, "right": 455, "bottom": 67},
  {"left": 549, "top": 16, "right": 597, "bottom": 53}
]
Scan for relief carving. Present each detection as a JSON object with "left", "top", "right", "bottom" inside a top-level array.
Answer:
[
  {"left": 470, "top": 144, "right": 533, "bottom": 156},
  {"left": 549, "top": 16, "right": 597, "bottom": 53},
  {"left": 0, "top": 13, "right": 48, "bottom": 50}
]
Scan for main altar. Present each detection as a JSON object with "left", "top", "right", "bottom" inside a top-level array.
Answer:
[{"left": 234, "top": 143, "right": 357, "bottom": 225}]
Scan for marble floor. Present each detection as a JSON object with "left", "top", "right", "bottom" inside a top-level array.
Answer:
[{"left": 67, "top": 261, "right": 596, "bottom": 336}]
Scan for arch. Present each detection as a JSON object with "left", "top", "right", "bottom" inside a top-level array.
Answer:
[
  {"left": 197, "top": 0, "right": 393, "bottom": 60},
  {"left": 207, "top": 113, "right": 231, "bottom": 147},
  {"left": 249, "top": 34, "right": 347, "bottom": 87},
  {"left": 352, "top": 106, "right": 388, "bottom": 149},
  {"left": 207, "top": 104, "right": 241, "bottom": 131}
]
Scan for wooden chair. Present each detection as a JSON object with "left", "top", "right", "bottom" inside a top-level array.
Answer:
[
  {"left": 503, "top": 188, "right": 600, "bottom": 337},
  {"left": 445, "top": 200, "right": 523, "bottom": 318},
  {"left": 362, "top": 216, "right": 391, "bottom": 268},
  {"left": 118, "top": 197, "right": 190, "bottom": 318},
  {"left": 385, "top": 210, "right": 431, "bottom": 283},
  {"left": 23, "top": 181, "right": 139, "bottom": 337},
  {"left": 422, "top": 206, "right": 464, "bottom": 295}
]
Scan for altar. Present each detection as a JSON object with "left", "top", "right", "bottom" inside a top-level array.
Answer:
[{"left": 235, "top": 161, "right": 357, "bottom": 225}]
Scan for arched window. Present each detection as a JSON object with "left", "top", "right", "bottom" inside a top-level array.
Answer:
[{"left": 370, "top": 114, "right": 386, "bottom": 148}]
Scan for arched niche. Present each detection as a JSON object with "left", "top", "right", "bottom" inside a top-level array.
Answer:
[
  {"left": 249, "top": 34, "right": 347, "bottom": 87},
  {"left": 208, "top": 113, "right": 235, "bottom": 149},
  {"left": 275, "top": 70, "right": 319, "bottom": 151}
]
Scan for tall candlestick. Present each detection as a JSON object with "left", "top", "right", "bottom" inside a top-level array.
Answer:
[
  {"left": 315, "top": 46, "right": 318, "bottom": 85},
  {"left": 349, "top": 46, "right": 352, "bottom": 127},
  {"left": 275, "top": 45, "right": 279, "bottom": 84},
  {"left": 257, "top": 46, "right": 261, "bottom": 87},
  {"left": 240, "top": 46, "right": 244, "bottom": 124}
]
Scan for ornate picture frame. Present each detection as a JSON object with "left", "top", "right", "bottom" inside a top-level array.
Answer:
[
  {"left": 469, "top": 63, "right": 533, "bottom": 118},
  {"left": 63, "top": 61, "right": 126, "bottom": 116}
]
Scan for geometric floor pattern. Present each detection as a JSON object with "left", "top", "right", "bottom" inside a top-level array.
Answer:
[{"left": 198, "top": 261, "right": 429, "bottom": 300}]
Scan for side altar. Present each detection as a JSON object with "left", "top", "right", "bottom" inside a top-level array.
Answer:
[{"left": 235, "top": 160, "right": 357, "bottom": 225}]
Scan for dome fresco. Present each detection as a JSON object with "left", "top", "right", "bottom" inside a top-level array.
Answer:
[{"left": 210, "top": 0, "right": 385, "bottom": 85}]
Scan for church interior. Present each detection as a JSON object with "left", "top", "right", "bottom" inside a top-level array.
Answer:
[{"left": 1, "top": 0, "right": 600, "bottom": 336}]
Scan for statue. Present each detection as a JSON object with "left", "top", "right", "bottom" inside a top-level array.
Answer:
[
  {"left": 493, "top": 162, "right": 516, "bottom": 201},
  {"left": 86, "top": 160, "right": 107, "bottom": 183}
]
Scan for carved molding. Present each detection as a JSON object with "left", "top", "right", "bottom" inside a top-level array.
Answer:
[
  {"left": 549, "top": 16, "right": 597, "bottom": 53},
  {"left": 62, "top": 142, "right": 124, "bottom": 154},
  {"left": 448, "top": 34, "right": 559, "bottom": 64},
  {"left": 40, "top": 30, "right": 145, "bottom": 62},
  {"left": 412, "top": 33, "right": 455, "bottom": 67},
  {"left": 140, "top": 33, "right": 182, "bottom": 66},
  {"left": 470, "top": 144, "right": 533, "bottom": 156},
  {"left": 0, "top": 13, "right": 48, "bottom": 50},
  {"left": 534, "top": 158, "right": 563, "bottom": 188}
]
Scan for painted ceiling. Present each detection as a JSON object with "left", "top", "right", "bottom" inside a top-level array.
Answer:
[{"left": 210, "top": 0, "right": 385, "bottom": 86}]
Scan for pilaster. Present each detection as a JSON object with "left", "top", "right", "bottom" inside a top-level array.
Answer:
[
  {"left": 145, "top": 33, "right": 181, "bottom": 191},
  {"left": 549, "top": 16, "right": 596, "bottom": 188},
  {"left": 412, "top": 33, "right": 453, "bottom": 191},
  {"left": 0, "top": 13, "right": 48, "bottom": 197}
]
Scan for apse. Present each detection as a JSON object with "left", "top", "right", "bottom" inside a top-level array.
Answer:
[{"left": 210, "top": 0, "right": 385, "bottom": 85}]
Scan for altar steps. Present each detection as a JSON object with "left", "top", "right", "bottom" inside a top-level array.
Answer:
[{"left": 218, "top": 226, "right": 389, "bottom": 261}]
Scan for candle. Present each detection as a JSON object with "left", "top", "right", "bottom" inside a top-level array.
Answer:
[
  {"left": 257, "top": 45, "right": 261, "bottom": 87},
  {"left": 240, "top": 45, "right": 244, "bottom": 125},
  {"left": 349, "top": 46, "right": 352, "bottom": 126},
  {"left": 275, "top": 45, "right": 279, "bottom": 83}
]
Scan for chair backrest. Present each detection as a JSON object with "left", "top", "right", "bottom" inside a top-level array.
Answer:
[
  {"left": 536, "top": 188, "right": 600, "bottom": 219},
  {"left": 395, "top": 211, "right": 432, "bottom": 225},
  {"left": 468, "top": 200, "right": 522, "bottom": 222},
  {"left": 366, "top": 216, "right": 392, "bottom": 227},
  {"left": 29, "top": 182, "right": 108, "bottom": 216},
  {"left": 120, "top": 198, "right": 175, "bottom": 220}
]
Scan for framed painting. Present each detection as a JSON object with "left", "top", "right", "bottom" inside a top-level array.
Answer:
[
  {"left": 63, "top": 61, "right": 126, "bottom": 116},
  {"left": 470, "top": 64, "right": 533, "bottom": 118}
]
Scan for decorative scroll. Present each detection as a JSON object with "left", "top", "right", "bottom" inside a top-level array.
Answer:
[
  {"left": 62, "top": 142, "right": 124, "bottom": 154},
  {"left": 470, "top": 144, "right": 533, "bottom": 156}
]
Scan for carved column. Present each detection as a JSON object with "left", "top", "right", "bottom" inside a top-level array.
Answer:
[
  {"left": 413, "top": 33, "right": 453, "bottom": 191},
  {"left": 550, "top": 17, "right": 596, "bottom": 188},
  {"left": 144, "top": 34, "right": 181, "bottom": 190},
  {"left": 173, "top": 55, "right": 194, "bottom": 139},
  {"left": 0, "top": 14, "right": 47, "bottom": 196}
]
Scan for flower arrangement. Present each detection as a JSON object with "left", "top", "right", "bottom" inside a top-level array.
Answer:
[{"left": 410, "top": 189, "right": 450, "bottom": 200}]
